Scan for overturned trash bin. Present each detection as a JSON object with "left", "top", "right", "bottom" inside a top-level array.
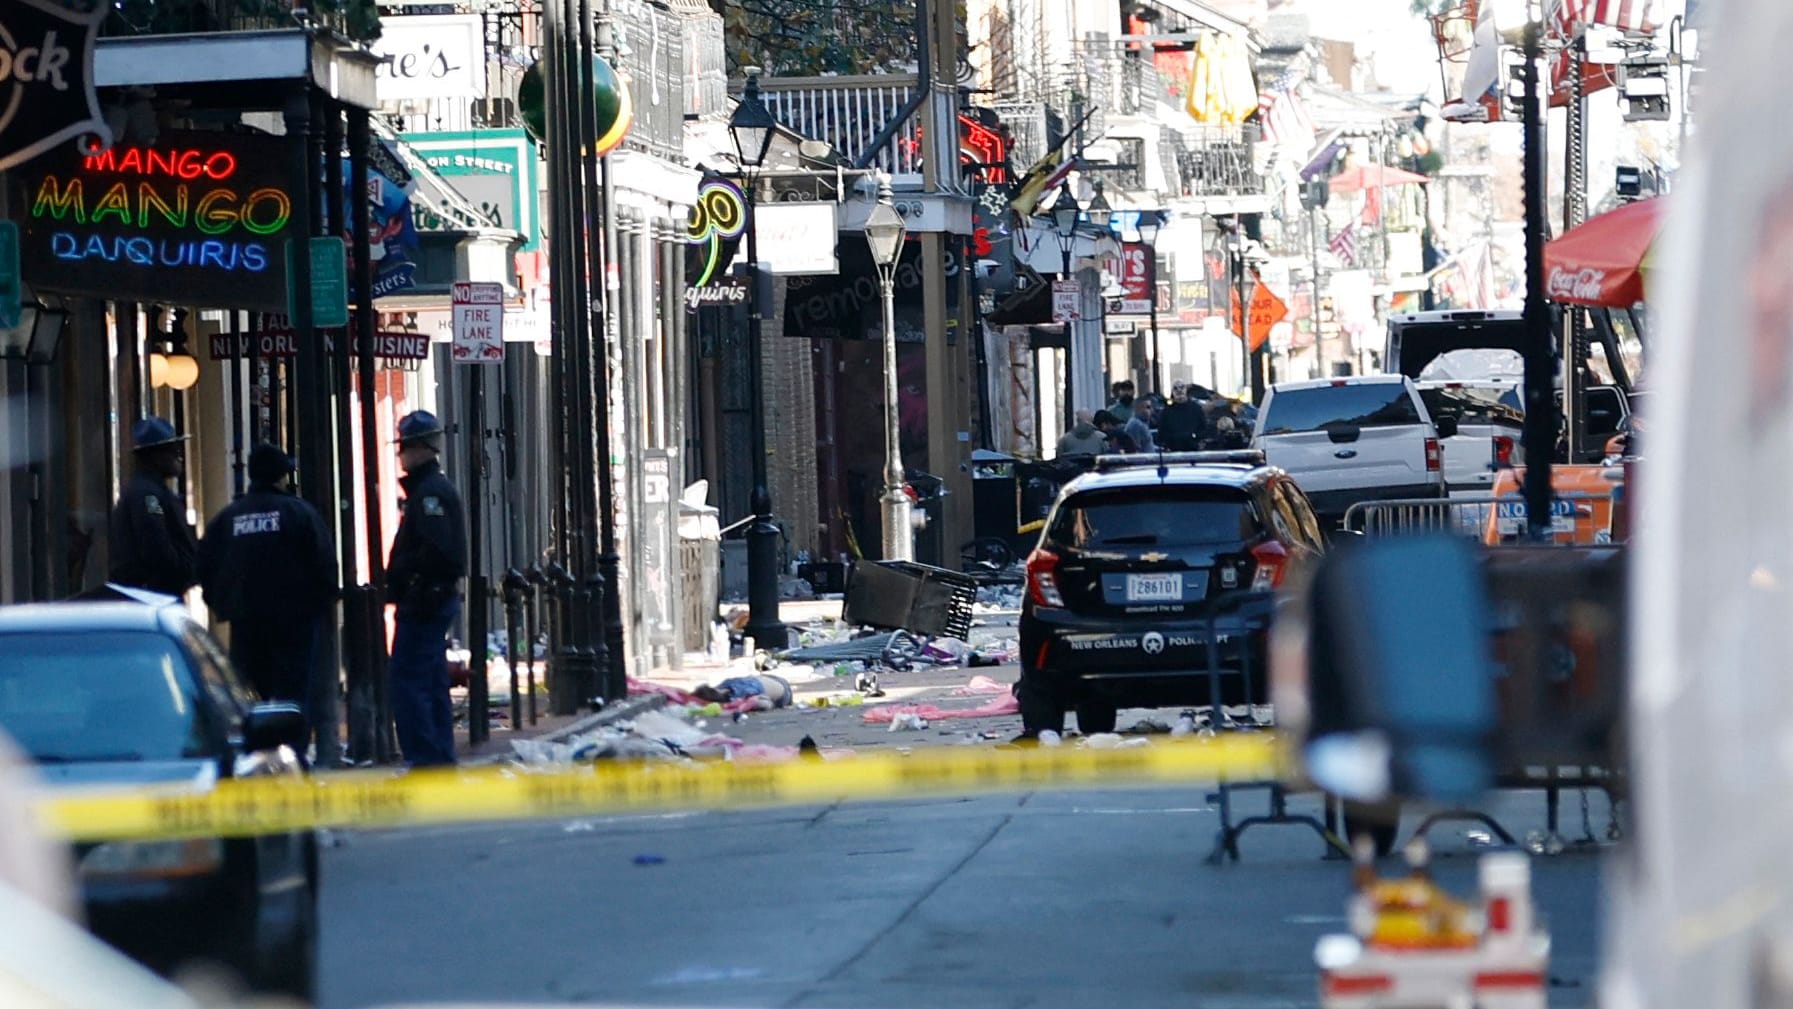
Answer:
[{"left": 843, "top": 560, "right": 978, "bottom": 641}]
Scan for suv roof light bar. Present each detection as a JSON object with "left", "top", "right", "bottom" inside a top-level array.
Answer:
[{"left": 1093, "top": 450, "right": 1267, "bottom": 472}]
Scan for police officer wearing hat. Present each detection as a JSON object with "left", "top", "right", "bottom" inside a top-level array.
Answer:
[
  {"left": 198, "top": 444, "right": 337, "bottom": 728},
  {"left": 386, "top": 411, "right": 466, "bottom": 766},
  {"left": 108, "top": 416, "right": 198, "bottom": 596}
]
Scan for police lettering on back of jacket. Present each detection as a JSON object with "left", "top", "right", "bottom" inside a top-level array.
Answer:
[{"left": 198, "top": 443, "right": 336, "bottom": 723}]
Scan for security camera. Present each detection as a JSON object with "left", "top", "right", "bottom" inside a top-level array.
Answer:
[{"left": 974, "top": 259, "right": 1000, "bottom": 277}]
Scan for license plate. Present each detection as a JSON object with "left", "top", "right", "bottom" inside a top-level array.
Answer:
[{"left": 1126, "top": 573, "right": 1183, "bottom": 602}]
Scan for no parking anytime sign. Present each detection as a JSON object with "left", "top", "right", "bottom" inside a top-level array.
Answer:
[{"left": 451, "top": 281, "right": 505, "bottom": 364}]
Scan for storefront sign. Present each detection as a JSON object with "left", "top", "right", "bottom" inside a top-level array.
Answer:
[
  {"left": 749, "top": 203, "right": 837, "bottom": 275},
  {"left": 372, "top": 14, "right": 486, "bottom": 102},
  {"left": 208, "top": 328, "right": 432, "bottom": 361},
  {"left": 407, "top": 129, "right": 540, "bottom": 249},
  {"left": 684, "top": 275, "right": 747, "bottom": 313},
  {"left": 18, "top": 130, "right": 292, "bottom": 310},
  {"left": 686, "top": 173, "right": 746, "bottom": 288},
  {"left": 0, "top": 0, "right": 110, "bottom": 173}
]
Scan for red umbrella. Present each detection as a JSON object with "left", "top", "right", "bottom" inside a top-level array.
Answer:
[
  {"left": 1543, "top": 197, "right": 1664, "bottom": 307},
  {"left": 1327, "top": 164, "right": 1429, "bottom": 195}
]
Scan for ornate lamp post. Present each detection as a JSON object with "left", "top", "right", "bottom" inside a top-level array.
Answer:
[
  {"left": 863, "top": 178, "right": 910, "bottom": 562},
  {"left": 729, "top": 70, "right": 787, "bottom": 650}
]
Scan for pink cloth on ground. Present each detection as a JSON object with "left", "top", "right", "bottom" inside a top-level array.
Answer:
[
  {"left": 628, "top": 678, "right": 763, "bottom": 714},
  {"left": 861, "top": 694, "right": 1021, "bottom": 723},
  {"left": 951, "top": 675, "right": 1011, "bottom": 696}
]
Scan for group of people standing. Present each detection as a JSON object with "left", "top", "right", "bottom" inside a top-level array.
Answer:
[
  {"left": 105, "top": 410, "right": 467, "bottom": 768},
  {"left": 1056, "top": 379, "right": 1249, "bottom": 458}
]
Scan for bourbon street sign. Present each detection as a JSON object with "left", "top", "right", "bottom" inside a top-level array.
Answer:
[{"left": 0, "top": 0, "right": 111, "bottom": 172}]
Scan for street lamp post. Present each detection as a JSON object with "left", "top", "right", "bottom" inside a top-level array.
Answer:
[
  {"left": 1493, "top": 0, "right": 1557, "bottom": 541},
  {"left": 1049, "top": 186, "right": 1083, "bottom": 428},
  {"left": 864, "top": 179, "right": 911, "bottom": 562},
  {"left": 730, "top": 70, "right": 787, "bottom": 652},
  {"left": 1137, "top": 212, "right": 1162, "bottom": 397}
]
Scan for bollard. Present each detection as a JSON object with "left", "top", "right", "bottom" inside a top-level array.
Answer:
[{"left": 502, "top": 568, "right": 528, "bottom": 731}]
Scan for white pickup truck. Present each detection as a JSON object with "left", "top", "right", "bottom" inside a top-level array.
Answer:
[
  {"left": 1250, "top": 374, "right": 1452, "bottom": 526},
  {"left": 1415, "top": 379, "right": 1525, "bottom": 492}
]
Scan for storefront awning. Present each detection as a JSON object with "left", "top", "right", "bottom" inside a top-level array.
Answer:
[{"left": 369, "top": 124, "right": 526, "bottom": 310}]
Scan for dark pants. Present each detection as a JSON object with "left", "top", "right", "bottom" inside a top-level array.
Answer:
[
  {"left": 229, "top": 616, "right": 321, "bottom": 727},
  {"left": 390, "top": 597, "right": 459, "bottom": 767}
]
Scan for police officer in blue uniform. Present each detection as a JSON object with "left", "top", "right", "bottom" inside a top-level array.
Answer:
[
  {"left": 109, "top": 416, "right": 198, "bottom": 597},
  {"left": 198, "top": 444, "right": 338, "bottom": 727},
  {"left": 385, "top": 411, "right": 466, "bottom": 766}
]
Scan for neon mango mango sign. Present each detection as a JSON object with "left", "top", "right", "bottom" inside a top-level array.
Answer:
[{"left": 18, "top": 130, "right": 294, "bottom": 310}]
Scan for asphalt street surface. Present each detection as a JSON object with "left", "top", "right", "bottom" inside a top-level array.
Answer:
[{"left": 318, "top": 637, "right": 1609, "bottom": 1009}]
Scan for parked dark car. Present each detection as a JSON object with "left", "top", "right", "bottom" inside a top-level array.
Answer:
[
  {"left": 0, "top": 602, "right": 318, "bottom": 999},
  {"left": 1016, "top": 452, "right": 1326, "bottom": 734}
]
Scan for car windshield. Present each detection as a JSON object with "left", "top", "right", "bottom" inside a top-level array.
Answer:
[
  {"left": 1048, "top": 487, "right": 1259, "bottom": 548},
  {"left": 1259, "top": 384, "right": 1423, "bottom": 435},
  {"left": 0, "top": 631, "right": 209, "bottom": 763},
  {"left": 1419, "top": 386, "right": 1525, "bottom": 427}
]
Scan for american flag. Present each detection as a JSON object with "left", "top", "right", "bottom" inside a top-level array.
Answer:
[
  {"left": 1585, "top": 0, "right": 1662, "bottom": 32},
  {"left": 1255, "top": 69, "right": 1315, "bottom": 154},
  {"left": 1329, "top": 225, "right": 1358, "bottom": 267}
]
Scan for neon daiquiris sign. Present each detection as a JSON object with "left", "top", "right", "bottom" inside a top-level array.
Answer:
[{"left": 16, "top": 129, "right": 296, "bottom": 311}]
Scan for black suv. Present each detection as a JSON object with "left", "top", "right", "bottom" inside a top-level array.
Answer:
[{"left": 1016, "top": 452, "right": 1326, "bottom": 735}]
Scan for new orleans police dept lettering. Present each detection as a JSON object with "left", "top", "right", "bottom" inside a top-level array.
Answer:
[{"left": 231, "top": 512, "right": 281, "bottom": 536}]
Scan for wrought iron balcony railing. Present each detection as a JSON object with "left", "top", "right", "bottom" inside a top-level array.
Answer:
[
  {"left": 748, "top": 74, "right": 923, "bottom": 176},
  {"left": 101, "top": 0, "right": 379, "bottom": 41}
]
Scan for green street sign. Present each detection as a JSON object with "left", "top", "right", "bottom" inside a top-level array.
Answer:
[
  {"left": 0, "top": 221, "right": 19, "bottom": 332},
  {"left": 287, "top": 237, "right": 350, "bottom": 329}
]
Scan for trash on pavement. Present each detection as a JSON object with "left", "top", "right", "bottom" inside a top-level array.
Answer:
[
  {"left": 1126, "top": 718, "right": 1172, "bottom": 735},
  {"left": 632, "top": 854, "right": 666, "bottom": 866},
  {"left": 1038, "top": 730, "right": 1063, "bottom": 747},
  {"left": 861, "top": 693, "right": 1021, "bottom": 723},
  {"left": 1083, "top": 733, "right": 1151, "bottom": 750},
  {"left": 888, "top": 713, "right": 930, "bottom": 732}
]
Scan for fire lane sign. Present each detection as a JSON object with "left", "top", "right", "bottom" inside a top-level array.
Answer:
[{"left": 451, "top": 281, "right": 504, "bottom": 364}]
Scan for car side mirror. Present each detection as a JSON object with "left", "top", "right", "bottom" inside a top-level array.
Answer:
[
  {"left": 1435, "top": 415, "right": 1460, "bottom": 439},
  {"left": 243, "top": 702, "right": 307, "bottom": 753},
  {"left": 1271, "top": 536, "right": 1497, "bottom": 805}
]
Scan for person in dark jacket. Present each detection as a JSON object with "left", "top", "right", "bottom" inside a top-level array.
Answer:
[
  {"left": 385, "top": 410, "right": 467, "bottom": 767},
  {"left": 108, "top": 417, "right": 198, "bottom": 597},
  {"left": 1156, "top": 382, "right": 1208, "bottom": 451},
  {"left": 198, "top": 444, "right": 337, "bottom": 726}
]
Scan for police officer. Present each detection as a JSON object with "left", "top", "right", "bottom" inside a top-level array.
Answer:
[
  {"left": 197, "top": 444, "right": 337, "bottom": 727},
  {"left": 109, "top": 416, "right": 198, "bottom": 597},
  {"left": 385, "top": 411, "right": 466, "bottom": 767}
]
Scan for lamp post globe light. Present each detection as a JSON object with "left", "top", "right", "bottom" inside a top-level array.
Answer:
[
  {"left": 729, "top": 68, "right": 787, "bottom": 651},
  {"left": 1049, "top": 185, "right": 1082, "bottom": 276},
  {"left": 863, "top": 178, "right": 911, "bottom": 562}
]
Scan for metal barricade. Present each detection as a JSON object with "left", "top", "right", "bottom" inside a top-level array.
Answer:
[
  {"left": 1343, "top": 496, "right": 1498, "bottom": 538},
  {"left": 1343, "top": 492, "right": 1617, "bottom": 545}
]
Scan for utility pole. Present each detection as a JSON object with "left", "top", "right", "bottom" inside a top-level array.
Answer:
[
  {"left": 1517, "top": 12, "right": 1557, "bottom": 540},
  {"left": 1309, "top": 204, "right": 1326, "bottom": 378},
  {"left": 920, "top": 0, "right": 969, "bottom": 569}
]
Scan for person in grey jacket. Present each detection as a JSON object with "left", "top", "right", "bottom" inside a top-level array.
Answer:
[
  {"left": 1124, "top": 397, "right": 1157, "bottom": 453},
  {"left": 1056, "top": 409, "right": 1108, "bottom": 457}
]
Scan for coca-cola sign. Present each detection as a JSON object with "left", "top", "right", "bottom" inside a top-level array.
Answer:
[
  {"left": 0, "top": 0, "right": 110, "bottom": 172},
  {"left": 1547, "top": 265, "right": 1608, "bottom": 303}
]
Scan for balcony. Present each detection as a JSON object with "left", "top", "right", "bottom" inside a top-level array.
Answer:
[
  {"left": 102, "top": 0, "right": 379, "bottom": 41},
  {"left": 1169, "top": 125, "right": 1262, "bottom": 199},
  {"left": 748, "top": 74, "right": 923, "bottom": 176}
]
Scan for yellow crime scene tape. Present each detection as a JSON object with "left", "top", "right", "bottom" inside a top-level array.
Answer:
[{"left": 36, "top": 735, "right": 1286, "bottom": 842}]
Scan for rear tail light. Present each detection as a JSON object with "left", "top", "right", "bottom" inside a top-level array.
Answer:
[
  {"left": 1025, "top": 548, "right": 1065, "bottom": 608},
  {"left": 1425, "top": 437, "right": 1442, "bottom": 472},
  {"left": 1493, "top": 435, "right": 1516, "bottom": 467},
  {"left": 1250, "top": 540, "right": 1288, "bottom": 591}
]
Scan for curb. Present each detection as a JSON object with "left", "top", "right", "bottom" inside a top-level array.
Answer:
[{"left": 466, "top": 694, "right": 670, "bottom": 766}]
